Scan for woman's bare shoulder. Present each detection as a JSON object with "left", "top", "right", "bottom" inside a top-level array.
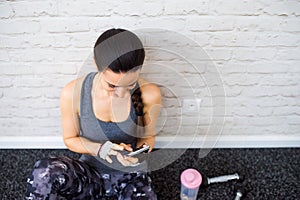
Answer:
[
  {"left": 61, "top": 75, "right": 86, "bottom": 99},
  {"left": 60, "top": 75, "right": 88, "bottom": 114},
  {"left": 138, "top": 78, "right": 161, "bottom": 105}
]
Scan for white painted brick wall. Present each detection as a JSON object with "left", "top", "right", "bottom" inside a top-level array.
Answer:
[{"left": 0, "top": 0, "right": 299, "bottom": 141}]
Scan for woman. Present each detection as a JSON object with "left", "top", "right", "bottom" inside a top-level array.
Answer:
[{"left": 26, "top": 28, "right": 161, "bottom": 199}]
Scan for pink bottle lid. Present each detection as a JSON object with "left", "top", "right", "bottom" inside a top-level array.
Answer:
[{"left": 181, "top": 168, "right": 202, "bottom": 189}]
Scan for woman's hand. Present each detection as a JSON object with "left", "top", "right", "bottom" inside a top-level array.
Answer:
[
  {"left": 119, "top": 143, "right": 133, "bottom": 152},
  {"left": 97, "top": 141, "right": 125, "bottom": 163},
  {"left": 117, "top": 154, "right": 139, "bottom": 167},
  {"left": 98, "top": 141, "right": 139, "bottom": 167},
  {"left": 118, "top": 143, "right": 140, "bottom": 166}
]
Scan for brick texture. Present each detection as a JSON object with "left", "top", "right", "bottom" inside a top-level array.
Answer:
[{"left": 0, "top": 0, "right": 299, "bottom": 139}]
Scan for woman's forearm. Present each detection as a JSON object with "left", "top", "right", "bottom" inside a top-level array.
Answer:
[{"left": 64, "top": 136, "right": 101, "bottom": 156}]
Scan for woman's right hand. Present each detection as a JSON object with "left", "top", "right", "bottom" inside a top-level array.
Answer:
[
  {"left": 98, "top": 141, "right": 139, "bottom": 167},
  {"left": 98, "top": 141, "right": 124, "bottom": 163},
  {"left": 119, "top": 143, "right": 133, "bottom": 152}
]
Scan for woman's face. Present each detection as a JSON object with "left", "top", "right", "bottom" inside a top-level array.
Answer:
[{"left": 100, "top": 69, "right": 140, "bottom": 98}]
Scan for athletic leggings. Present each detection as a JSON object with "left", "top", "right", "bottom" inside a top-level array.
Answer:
[{"left": 25, "top": 156, "right": 157, "bottom": 200}]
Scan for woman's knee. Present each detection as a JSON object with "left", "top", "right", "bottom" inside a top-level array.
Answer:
[
  {"left": 121, "top": 172, "right": 157, "bottom": 200},
  {"left": 28, "top": 157, "right": 69, "bottom": 186},
  {"left": 33, "top": 157, "right": 68, "bottom": 170},
  {"left": 26, "top": 157, "right": 70, "bottom": 199}
]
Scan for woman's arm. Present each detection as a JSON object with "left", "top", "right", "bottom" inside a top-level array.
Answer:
[
  {"left": 60, "top": 78, "right": 138, "bottom": 166},
  {"left": 137, "top": 82, "right": 162, "bottom": 152},
  {"left": 60, "top": 79, "right": 101, "bottom": 156}
]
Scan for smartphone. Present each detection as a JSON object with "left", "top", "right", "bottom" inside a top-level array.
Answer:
[{"left": 127, "top": 145, "right": 150, "bottom": 157}]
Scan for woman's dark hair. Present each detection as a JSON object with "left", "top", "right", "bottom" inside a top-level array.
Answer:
[
  {"left": 94, "top": 28, "right": 145, "bottom": 73},
  {"left": 94, "top": 28, "right": 145, "bottom": 126}
]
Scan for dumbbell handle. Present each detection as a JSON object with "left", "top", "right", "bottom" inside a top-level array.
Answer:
[
  {"left": 207, "top": 173, "right": 240, "bottom": 184},
  {"left": 234, "top": 191, "right": 243, "bottom": 200}
]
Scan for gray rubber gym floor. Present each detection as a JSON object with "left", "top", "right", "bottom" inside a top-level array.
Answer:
[{"left": 0, "top": 148, "right": 299, "bottom": 199}]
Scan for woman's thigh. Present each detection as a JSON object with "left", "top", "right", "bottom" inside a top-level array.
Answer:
[
  {"left": 105, "top": 172, "right": 157, "bottom": 200},
  {"left": 26, "top": 156, "right": 157, "bottom": 200},
  {"left": 26, "top": 156, "right": 104, "bottom": 200}
]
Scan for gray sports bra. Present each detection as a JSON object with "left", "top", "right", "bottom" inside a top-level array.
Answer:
[{"left": 78, "top": 72, "right": 146, "bottom": 173}]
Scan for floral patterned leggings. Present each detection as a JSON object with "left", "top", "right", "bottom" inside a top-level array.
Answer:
[{"left": 25, "top": 156, "right": 157, "bottom": 200}]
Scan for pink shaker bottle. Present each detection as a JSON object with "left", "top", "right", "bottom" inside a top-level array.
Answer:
[{"left": 180, "top": 168, "right": 202, "bottom": 200}]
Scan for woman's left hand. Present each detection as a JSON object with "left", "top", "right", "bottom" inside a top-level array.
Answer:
[
  {"left": 116, "top": 154, "right": 139, "bottom": 167},
  {"left": 116, "top": 143, "right": 139, "bottom": 166}
]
